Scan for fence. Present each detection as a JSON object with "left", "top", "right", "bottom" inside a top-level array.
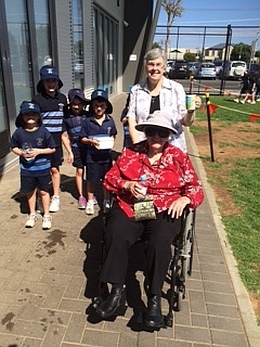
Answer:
[
  {"left": 154, "top": 25, "right": 260, "bottom": 96},
  {"left": 154, "top": 25, "right": 259, "bottom": 62}
]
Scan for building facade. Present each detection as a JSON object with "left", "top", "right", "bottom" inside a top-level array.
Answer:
[{"left": 0, "top": 0, "right": 153, "bottom": 172}]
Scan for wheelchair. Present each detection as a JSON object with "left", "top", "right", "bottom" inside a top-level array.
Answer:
[
  {"left": 164, "top": 207, "right": 196, "bottom": 327},
  {"left": 92, "top": 206, "right": 196, "bottom": 328}
]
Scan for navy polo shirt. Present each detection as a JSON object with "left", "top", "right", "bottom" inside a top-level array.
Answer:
[
  {"left": 10, "top": 126, "right": 56, "bottom": 177},
  {"left": 79, "top": 115, "right": 117, "bottom": 164},
  {"left": 32, "top": 91, "right": 67, "bottom": 146},
  {"left": 63, "top": 110, "right": 89, "bottom": 148}
]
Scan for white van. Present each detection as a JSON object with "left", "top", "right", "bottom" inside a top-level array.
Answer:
[{"left": 222, "top": 61, "right": 247, "bottom": 79}]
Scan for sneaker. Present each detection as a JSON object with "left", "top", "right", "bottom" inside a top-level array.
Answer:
[
  {"left": 42, "top": 215, "right": 52, "bottom": 230},
  {"left": 25, "top": 214, "right": 37, "bottom": 228},
  {"left": 240, "top": 100, "right": 245, "bottom": 104},
  {"left": 50, "top": 195, "right": 60, "bottom": 213},
  {"left": 78, "top": 196, "right": 87, "bottom": 209},
  {"left": 103, "top": 200, "right": 111, "bottom": 214},
  {"left": 234, "top": 98, "right": 239, "bottom": 103},
  {"left": 85, "top": 201, "right": 94, "bottom": 215},
  {"left": 36, "top": 197, "right": 43, "bottom": 214},
  {"left": 93, "top": 196, "right": 98, "bottom": 205},
  {"left": 251, "top": 101, "right": 256, "bottom": 104}
]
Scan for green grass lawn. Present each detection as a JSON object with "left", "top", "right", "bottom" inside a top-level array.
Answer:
[
  {"left": 198, "top": 95, "right": 260, "bottom": 122},
  {"left": 191, "top": 95, "right": 260, "bottom": 323}
]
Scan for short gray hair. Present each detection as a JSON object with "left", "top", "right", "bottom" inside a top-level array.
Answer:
[{"left": 143, "top": 48, "right": 166, "bottom": 68}]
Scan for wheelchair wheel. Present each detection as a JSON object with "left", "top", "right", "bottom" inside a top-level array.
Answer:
[
  {"left": 170, "top": 254, "right": 185, "bottom": 312},
  {"left": 181, "top": 209, "right": 196, "bottom": 281},
  {"left": 177, "top": 286, "right": 184, "bottom": 311},
  {"left": 182, "top": 228, "right": 194, "bottom": 280}
]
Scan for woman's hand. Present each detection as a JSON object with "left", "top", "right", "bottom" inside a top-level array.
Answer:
[
  {"left": 168, "top": 196, "right": 191, "bottom": 219},
  {"left": 123, "top": 181, "right": 146, "bottom": 200}
]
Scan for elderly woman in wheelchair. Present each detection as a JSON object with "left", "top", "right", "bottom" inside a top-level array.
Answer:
[{"left": 95, "top": 110, "right": 204, "bottom": 328}]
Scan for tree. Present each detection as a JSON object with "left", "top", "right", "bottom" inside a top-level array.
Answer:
[
  {"left": 184, "top": 52, "right": 196, "bottom": 62},
  {"left": 152, "top": 42, "right": 163, "bottom": 49},
  {"left": 230, "top": 43, "right": 251, "bottom": 63},
  {"left": 161, "top": 0, "right": 184, "bottom": 58}
]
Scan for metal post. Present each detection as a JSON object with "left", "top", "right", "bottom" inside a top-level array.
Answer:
[
  {"left": 201, "top": 27, "right": 206, "bottom": 62},
  {"left": 205, "top": 93, "right": 215, "bottom": 162},
  {"left": 175, "top": 27, "right": 180, "bottom": 60},
  {"left": 220, "top": 24, "right": 232, "bottom": 96},
  {"left": 249, "top": 27, "right": 260, "bottom": 69},
  {"left": 189, "top": 76, "right": 193, "bottom": 94}
]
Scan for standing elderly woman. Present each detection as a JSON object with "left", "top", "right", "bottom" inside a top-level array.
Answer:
[
  {"left": 127, "top": 48, "right": 196, "bottom": 152},
  {"left": 95, "top": 110, "right": 204, "bottom": 328}
]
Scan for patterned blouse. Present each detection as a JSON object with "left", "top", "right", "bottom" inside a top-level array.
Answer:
[
  {"left": 103, "top": 141, "right": 204, "bottom": 218},
  {"left": 126, "top": 76, "right": 188, "bottom": 152}
]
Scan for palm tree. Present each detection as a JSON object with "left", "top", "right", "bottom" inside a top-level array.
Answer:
[{"left": 161, "top": 0, "right": 184, "bottom": 58}]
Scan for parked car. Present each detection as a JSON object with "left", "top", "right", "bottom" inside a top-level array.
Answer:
[
  {"left": 214, "top": 61, "right": 223, "bottom": 76},
  {"left": 188, "top": 62, "right": 199, "bottom": 76},
  {"left": 166, "top": 60, "right": 174, "bottom": 73},
  {"left": 169, "top": 61, "right": 191, "bottom": 79},
  {"left": 220, "top": 61, "right": 247, "bottom": 79},
  {"left": 195, "top": 63, "right": 217, "bottom": 80}
]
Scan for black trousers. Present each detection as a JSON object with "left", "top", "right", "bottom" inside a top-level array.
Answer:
[{"left": 99, "top": 203, "right": 182, "bottom": 295}]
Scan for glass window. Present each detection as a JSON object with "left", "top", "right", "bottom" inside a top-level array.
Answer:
[
  {"left": 72, "top": 0, "right": 83, "bottom": 88},
  {"left": 93, "top": 7, "right": 118, "bottom": 93},
  {"left": 34, "top": 0, "right": 52, "bottom": 68},
  {"left": 5, "top": 0, "right": 33, "bottom": 106},
  {"left": 111, "top": 20, "right": 118, "bottom": 94},
  {"left": 0, "top": 62, "right": 9, "bottom": 159}
]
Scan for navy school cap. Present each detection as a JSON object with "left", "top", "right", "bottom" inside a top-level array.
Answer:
[
  {"left": 68, "top": 88, "right": 90, "bottom": 104},
  {"left": 40, "top": 65, "right": 59, "bottom": 80},
  {"left": 15, "top": 101, "right": 41, "bottom": 127},
  {"left": 36, "top": 65, "right": 63, "bottom": 92},
  {"left": 90, "top": 89, "right": 113, "bottom": 114},
  {"left": 20, "top": 101, "right": 41, "bottom": 115}
]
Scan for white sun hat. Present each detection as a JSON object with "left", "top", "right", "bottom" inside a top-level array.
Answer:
[{"left": 135, "top": 110, "right": 178, "bottom": 134}]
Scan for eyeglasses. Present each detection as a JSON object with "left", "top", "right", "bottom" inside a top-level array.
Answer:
[{"left": 144, "top": 127, "right": 170, "bottom": 138}]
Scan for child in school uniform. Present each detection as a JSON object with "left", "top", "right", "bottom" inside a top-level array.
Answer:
[
  {"left": 32, "top": 65, "right": 73, "bottom": 213},
  {"left": 10, "top": 101, "right": 56, "bottom": 229},
  {"left": 79, "top": 89, "right": 117, "bottom": 215},
  {"left": 63, "top": 88, "right": 90, "bottom": 209}
]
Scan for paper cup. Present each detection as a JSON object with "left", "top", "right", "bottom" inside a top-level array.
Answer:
[{"left": 186, "top": 94, "right": 196, "bottom": 111}]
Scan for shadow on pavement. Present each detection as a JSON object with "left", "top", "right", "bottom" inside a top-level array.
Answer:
[
  {"left": 81, "top": 216, "right": 163, "bottom": 331},
  {"left": 60, "top": 174, "right": 78, "bottom": 200},
  {"left": 11, "top": 191, "right": 29, "bottom": 214}
]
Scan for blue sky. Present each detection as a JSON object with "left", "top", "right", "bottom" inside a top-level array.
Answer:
[{"left": 155, "top": 0, "right": 260, "bottom": 49}]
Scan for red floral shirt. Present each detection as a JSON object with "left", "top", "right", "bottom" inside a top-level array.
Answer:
[{"left": 103, "top": 141, "right": 204, "bottom": 218}]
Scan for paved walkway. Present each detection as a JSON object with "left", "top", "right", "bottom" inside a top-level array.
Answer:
[{"left": 0, "top": 93, "right": 259, "bottom": 347}]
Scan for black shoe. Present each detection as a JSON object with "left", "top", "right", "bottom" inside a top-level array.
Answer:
[
  {"left": 145, "top": 295, "right": 164, "bottom": 328},
  {"left": 95, "top": 286, "right": 125, "bottom": 319}
]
